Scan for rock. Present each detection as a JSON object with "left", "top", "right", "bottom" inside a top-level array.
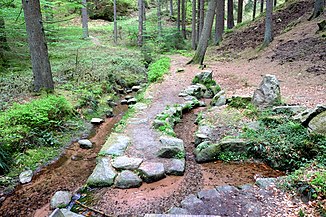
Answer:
[
  {"left": 184, "top": 95, "right": 197, "bottom": 101},
  {"left": 125, "top": 95, "right": 133, "bottom": 100},
  {"left": 115, "top": 170, "right": 142, "bottom": 189},
  {"left": 192, "top": 70, "right": 213, "bottom": 85},
  {"left": 132, "top": 103, "right": 148, "bottom": 111},
  {"left": 197, "top": 188, "right": 219, "bottom": 200},
  {"left": 86, "top": 157, "right": 117, "bottom": 187},
  {"left": 211, "top": 90, "right": 226, "bottom": 107},
  {"left": 293, "top": 104, "right": 326, "bottom": 127},
  {"left": 49, "top": 208, "right": 65, "bottom": 217},
  {"left": 194, "top": 142, "right": 221, "bottom": 163},
  {"left": 91, "top": 118, "right": 104, "bottom": 124},
  {"left": 157, "top": 136, "right": 185, "bottom": 158},
  {"left": 245, "top": 121, "right": 260, "bottom": 130},
  {"left": 168, "top": 207, "right": 189, "bottom": 214},
  {"left": 194, "top": 133, "right": 209, "bottom": 146},
  {"left": 182, "top": 85, "right": 203, "bottom": 98},
  {"left": 153, "top": 120, "right": 165, "bottom": 129},
  {"left": 50, "top": 191, "right": 72, "bottom": 209},
  {"left": 78, "top": 139, "right": 93, "bottom": 149},
  {"left": 138, "top": 162, "right": 165, "bottom": 183},
  {"left": 252, "top": 74, "right": 281, "bottom": 107},
  {"left": 128, "top": 118, "right": 148, "bottom": 125},
  {"left": 112, "top": 156, "right": 143, "bottom": 170},
  {"left": 197, "top": 125, "right": 214, "bottom": 137},
  {"left": 256, "top": 178, "right": 277, "bottom": 189},
  {"left": 132, "top": 86, "right": 141, "bottom": 92},
  {"left": 19, "top": 170, "right": 33, "bottom": 184},
  {"left": 199, "top": 101, "right": 206, "bottom": 107},
  {"left": 99, "top": 134, "right": 131, "bottom": 156},
  {"left": 176, "top": 68, "right": 185, "bottom": 73},
  {"left": 120, "top": 99, "right": 128, "bottom": 105},
  {"left": 127, "top": 98, "right": 137, "bottom": 105},
  {"left": 105, "top": 109, "right": 114, "bottom": 118},
  {"left": 220, "top": 138, "right": 248, "bottom": 152},
  {"left": 178, "top": 92, "right": 188, "bottom": 97},
  {"left": 60, "top": 209, "right": 85, "bottom": 217},
  {"left": 216, "top": 185, "right": 239, "bottom": 194},
  {"left": 181, "top": 194, "right": 205, "bottom": 209},
  {"left": 272, "top": 105, "right": 306, "bottom": 114},
  {"left": 166, "top": 159, "right": 185, "bottom": 175},
  {"left": 308, "top": 111, "right": 326, "bottom": 135},
  {"left": 126, "top": 89, "right": 132, "bottom": 94}
]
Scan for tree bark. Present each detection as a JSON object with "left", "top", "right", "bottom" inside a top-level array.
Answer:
[
  {"left": 181, "top": 0, "right": 186, "bottom": 38},
  {"left": 197, "top": 0, "right": 201, "bottom": 43},
  {"left": 191, "top": 0, "right": 197, "bottom": 49},
  {"left": 214, "top": 0, "right": 225, "bottom": 45},
  {"left": 114, "top": 0, "right": 118, "bottom": 43},
  {"left": 263, "top": 0, "right": 273, "bottom": 47},
  {"left": 227, "top": 0, "right": 234, "bottom": 29},
  {"left": 260, "top": 0, "right": 264, "bottom": 13},
  {"left": 138, "top": 0, "right": 144, "bottom": 46},
  {"left": 274, "top": 0, "right": 277, "bottom": 7},
  {"left": 189, "top": 0, "right": 217, "bottom": 65},
  {"left": 157, "top": 0, "right": 162, "bottom": 37},
  {"left": 199, "top": 0, "right": 205, "bottom": 36},
  {"left": 170, "top": 0, "right": 174, "bottom": 17},
  {"left": 81, "top": 0, "right": 89, "bottom": 38},
  {"left": 308, "top": 0, "right": 325, "bottom": 20},
  {"left": 237, "top": 0, "right": 243, "bottom": 24},
  {"left": 0, "top": 16, "right": 9, "bottom": 65},
  {"left": 177, "top": 0, "right": 181, "bottom": 31},
  {"left": 253, "top": 0, "right": 257, "bottom": 20}
]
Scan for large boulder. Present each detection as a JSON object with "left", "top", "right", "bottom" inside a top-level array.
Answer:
[
  {"left": 157, "top": 136, "right": 185, "bottom": 158},
  {"left": 138, "top": 162, "right": 165, "bottom": 183},
  {"left": 50, "top": 191, "right": 72, "bottom": 209},
  {"left": 115, "top": 170, "right": 142, "bottom": 189},
  {"left": 252, "top": 74, "right": 281, "bottom": 108},
  {"left": 308, "top": 111, "right": 326, "bottom": 135},
  {"left": 111, "top": 156, "right": 143, "bottom": 170},
  {"left": 99, "top": 134, "right": 131, "bottom": 156},
  {"left": 86, "top": 157, "right": 117, "bottom": 187},
  {"left": 194, "top": 142, "right": 221, "bottom": 163}
]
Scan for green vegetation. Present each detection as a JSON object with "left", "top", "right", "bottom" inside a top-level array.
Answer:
[
  {"left": 113, "top": 107, "right": 136, "bottom": 133},
  {"left": 217, "top": 151, "right": 248, "bottom": 162},
  {"left": 147, "top": 57, "right": 171, "bottom": 83}
]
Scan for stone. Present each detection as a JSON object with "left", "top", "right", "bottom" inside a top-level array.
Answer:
[
  {"left": 153, "top": 120, "right": 165, "bottom": 129},
  {"left": 19, "top": 170, "right": 33, "bottom": 184},
  {"left": 126, "top": 89, "right": 132, "bottom": 94},
  {"left": 293, "top": 104, "right": 326, "bottom": 127},
  {"left": 50, "top": 191, "right": 72, "bottom": 209},
  {"left": 132, "top": 86, "right": 141, "bottom": 92},
  {"left": 245, "top": 121, "right": 260, "bottom": 130},
  {"left": 60, "top": 209, "right": 85, "bottom": 217},
  {"left": 211, "top": 90, "right": 226, "bottom": 107},
  {"left": 166, "top": 159, "right": 185, "bottom": 175},
  {"left": 272, "top": 105, "right": 306, "bottom": 114},
  {"left": 308, "top": 111, "right": 326, "bottom": 135},
  {"left": 105, "top": 109, "right": 114, "bottom": 118},
  {"left": 256, "top": 178, "right": 277, "bottom": 189},
  {"left": 115, "top": 170, "right": 142, "bottom": 189},
  {"left": 184, "top": 95, "right": 197, "bottom": 101},
  {"left": 194, "top": 133, "right": 209, "bottom": 146},
  {"left": 194, "top": 142, "right": 221, "bottom": 163},
  {"left": 192, "top": 70, "right": 213, "bottom": 85},
  {"left": 197, "top": 189, "right": 219, "bottom": 200},
  {"left": 138, "top": 162, "right": 165, "bottom": 183},
  {"left": 176, "top": 68, "right": 185, "bottom": 73},
  {"left": 197, "top": 125, "right": 214, "bottom": 137},
  {"left": 109, "top": 102, "right": 118, "bottom": 107},
  {"left": 157, "top": 136, "right": 185, "bottom": 158},
  {"left": 132, "top": 103, "right": 148, "bottom": 111},
  {"left": 220, "top": 138, "right": 248, "bottom": 152},
  {"left": 86, "top": 157, "right": 117, "bottom": 187},
  {"left": 125, "top": 95, "right": 133, "bottom": 100},
  {"left": 252, "top": 74, "right": 281, "bottom": 107},
  {"left": 216, "top": 185, "right": 239, "bottom": 194},
  {"left": 112, "top": 156, "right": 143, "bottom": 170},
  {"left": 99, "top": 134, "right": 131, "bottom": 156},
  {"left": 78, "top": 139, "right": 93, "bottom": 149},
  {"left": 49, "top": 208, "right": 65, "bottom": 217},
  {"left": 120, "top": 99, "right": 128, "bottom": 105},
  {"left": 182, "top": 85, "right": 203, "bottom": 98},
  {"left": 128, "top": 118, "right": 148, "bottom": 125},
  {"left": 127, "top": 98, "right": 137, "bottom": 105},
  {"left": 181, "top": 194, "right": 205, "bottom": 208},
  {"left": 178, "top": 92, "right": 188, "bottom": 97},
  {"left": 91, "top": 118, "right": 104, "bottom": 124},
  {"left": 168, "top": 207, "right": 189, "bottom": 214}
]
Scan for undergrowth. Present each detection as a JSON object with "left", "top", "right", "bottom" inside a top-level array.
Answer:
[{"left": 147, "top": 56, "right": 171, "bottom": 83}]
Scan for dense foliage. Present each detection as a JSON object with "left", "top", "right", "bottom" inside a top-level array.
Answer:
[{"left": 147, "top": 56, "right": 171, "bottom": 83}]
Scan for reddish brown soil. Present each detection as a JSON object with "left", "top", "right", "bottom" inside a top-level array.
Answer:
[{"left": 0, "top": 105, "right": 128, "bottom": 217}]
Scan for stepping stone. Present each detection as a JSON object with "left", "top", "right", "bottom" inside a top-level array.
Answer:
[
  {"left": 115, "top": 170, "right": 142, "bottom": 189},
  {"left": 127, "top": 98, "right": 137, "bottom": 105},
  {"left": 125, "top": 95, "right": 133, "bottom": 100},
  {"left": 112, "top": 156, "right": 143, "bottom": 170},
  {"left": 91, "top": 118, "right": 104, "bottom": 124},
  {"left": 78, "top": 139, "right": 93, "bottom": 149},
  {"left": 166, "top": 159, "right": 185, "bottom": 175},
  {"left": 138, "top": 162, "right": 165, "bottom": 183},
  {"left": 99, "top": 134, "right": 131, "bottom": 156},
  {"left": 157, "top": 136, "right": 185, "bottom": 158},
  {"left": 86, "top": 157, "right": 117, "bottom": 187},
  {"left": 19, "top": 170, "right": 33, "bottom": 184},
  {"left": 126, "top": 89, "right": 133, "bottom": 94},
  {"left": 50, "top": 191, "right": 72, "bottom": 209},
  {"left": 121, "top": 99, "right": 128, "bottom": 105}
]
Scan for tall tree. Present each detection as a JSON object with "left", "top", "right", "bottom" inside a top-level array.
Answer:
[
  {"left": 157, "top": 0, "right": 162, "bottom": 37},
  {"left": 189, "top": 0, "right": 218, "bottom": 65},
  {"left": 308, "top": 0, "right": 325, "bottom": 20},
  {"left": 0, "top": 16, "right": 9, "bottom": 65},
  {"left": 138, "top": 0, "right": 144, "bottom": 46},
  {"left": 253, "top": 0, "right": 257, "bottom": 20},
  {"left": 237, "top": 0, "right": 243, "bottom": 24},
  {"left": 199, "top": 0, "right": 205, "bottom": 36},
  {"left": 215, "top": 0, "right": 225, "bottom": 45},
  {"left": 22, "top": 0, "right": 54, "bottom": 92},
  {"left": 260, "top": 0, "right": 264, "bottom": 13},
  {"left": 170, "top": 0, "right": 174, "bottom": 17},
  {"left": 114, "top": 0, "right": 117, "bottom": 43},
  {"left": 181, "top": 0, "right": 186, "bottom": 38},
  {"left": 191, "top": 0, "right": 197, "bottom": 49},
  {"left": 227, "top": 0, "right": 234, "bottom": 29},
  {"left": 177, "top": 0, "right": 181, "bottom": 30},
  {"left": 263, "top": 0, "right": 273, "bottom": 47},
  {"left": 273, "top": 0, "right": 277, "bottom": 7},
  {"left": 81, "top": 0, "right": 89, "bottom": 38}
]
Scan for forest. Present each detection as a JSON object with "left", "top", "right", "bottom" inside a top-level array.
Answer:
[{"left": 0, "top": 0, "right": 325, "bottom": 216}]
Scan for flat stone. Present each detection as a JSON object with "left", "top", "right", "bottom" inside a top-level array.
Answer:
[
  {"left": 138, "top": 162, "right": 165, "bottom": 183},
  {"left": 181, "top": 194, "right": 205, "bottom": 209},
  {"left": 78, "top": 139, "right": 93, "bottom": 149},
  {"left": 86, "top": 157, "right": 117, "bottom": 187},
  {"left": 168, "top": 207, "right": 189, "bottom": 214},
  {"left": 99, "top": 134, "right": 131, "bottom": 156},
  {"left": 115, "top": 170, "right": 142, "bottom": 189},
  {"left": 127, "top": 98, "right": 137, "bottom": 105},
  {"left": 197, "top": 189, "right": 220, "bottom": 200},
  {"left": 60, "top": 209, "right": 85, "bottom": 217},
  {"left": 91, "top": 118, "right": 104, "bottom": 124},
  {"left": 194, "top": 142, "right": 221, "bottom": 163},
  {"left": 50, "top": 191, "right": 72, "bottom": 209},
  {"left": 112, "top": 156, "right": 143, "bottom": 170},
  {"left": 126, "top": 89, "right": 133, "bottom": 94},
  {"left": 125, "top": 95, "right": 133, "bottom": 100},
  {"left": 178, "top": 92, "right": 188, "bottom": 97},
  {"left": 121, "top": 99, "right": 128, "bottom": 105},
  {"left": 132, "top": 86, "right": 141, "bottom": 92},
  {"left": 184, "top": 95, "right": 197, "bottom": 101},
  {"left": 19, "top": 170, "right": 33, "bottom": 184},
  {"left": 166, "top": 159, "right": 185, "bottom": 175},
  {"left": 220, "top": 138, "right": 248, "bottom": 152},
  {"left": 157, "top": 136, "right": 185, "bottom": 158}
]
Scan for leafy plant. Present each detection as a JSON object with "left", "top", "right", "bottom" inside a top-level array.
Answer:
[{"left": 147, "top": 57, "right": 171, "bottom": 83}]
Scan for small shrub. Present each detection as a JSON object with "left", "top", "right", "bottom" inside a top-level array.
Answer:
[{"left": 147, "top": 57, "right": 171, "bottom": 83}]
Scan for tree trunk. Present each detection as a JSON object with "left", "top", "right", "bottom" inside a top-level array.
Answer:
[
  {"left": 273, "top": 0, "right": 277, "bottom": 7},
  {"left": 22, "top": 0, "right": 54, "bottom": 92},
  {"left": 263, "top": 0, "right": 273, "bottom": 47},
  {"left": 197, "top": 0, "right": 201, "bottom": 43},
  {"left": 81, "top": 0, "right": 89, "bottom": 38},
  {"left": 181, "top": 0, "right": 186, "bottom": 38},
  {"left": 237, "top": 0, "right": 243, "bottom": 24},
  {"left": 260, "top": 0, "right": 264, "bottom": 13},
  {"left": 308, "top": 0, "right": 325, "bottom": 20},
  {"left": 138, "top": 0, "right": 144, "bottom": 46},
  {"left": 214, "top": 0, "right": 225, "bottom": 45},
  {"left": 157, "top": 0, "right": 162, "bottom": 37},
  {"left": 191, "top": 0, "right": 197, "bottom": 49},
  {"left": 253, "top": 0, "right": 257, "bottom": 20},
  {"left": 227, "top": 0, "right": 234, "bottom": 29},
  {"left": 114, "top": 0, "right": 118, "bottom": 43},
  {"left": 0, "top": 16, "right": 9, "bottom": 65},
  {"left": 170, "top": 0, "right": 174, "bottom": 17},
  {"left": 177, "top": 0, "right": 181, "bottom": 31},
  {"left": 199, "top": 0, "right": 205, "bottom": 36},
  {"left": 189, "top": 0, "right": 218, "bottom": 65}
]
